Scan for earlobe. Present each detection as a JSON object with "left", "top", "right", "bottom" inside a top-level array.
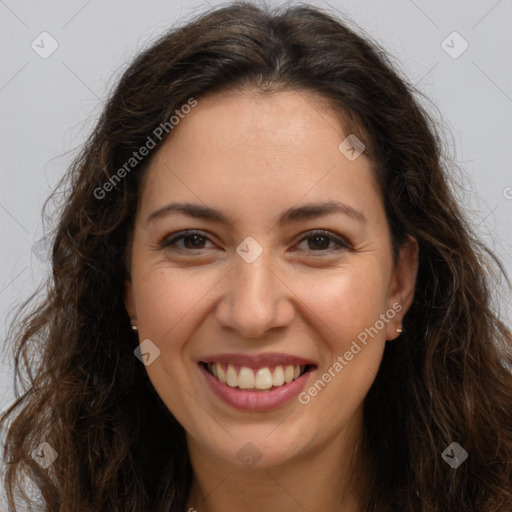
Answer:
[{"left": 386, "top": 235, "right": 419, "bottom": 340}]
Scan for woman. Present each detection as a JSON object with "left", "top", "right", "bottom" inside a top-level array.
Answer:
[{"left": 1, "top": 2, "right": 511, "bottom": 511}]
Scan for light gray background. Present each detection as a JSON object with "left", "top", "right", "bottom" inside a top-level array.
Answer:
[{"left": 1, "top": 0, "right": 511, "bottom": 423}]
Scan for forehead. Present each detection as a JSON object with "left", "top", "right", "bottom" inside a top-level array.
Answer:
[
  {"left": 158, "top": 87, "right": 356, "bottom": 156},
  {"left": 138, "top": 88, "right": 383, "bottom": 228}
]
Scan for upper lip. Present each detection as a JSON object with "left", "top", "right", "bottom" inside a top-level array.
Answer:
[{"left": 198, "top": 352, "right": 317, "bottom": 368}]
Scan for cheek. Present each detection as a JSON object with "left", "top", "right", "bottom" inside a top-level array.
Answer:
[
  {"left": 295, "top": 272, "right": 389, "bottom": 428},
  {"left": 130, "top": 264, "right": 228, "bottom": 417},
  {"left": 130, "top": 267, "right": 215, "bottom": 428},
  {"left": 133, "top": 265, "right": 217, "bottom": 342},
  {"left": 299, "top": 262, "right": 390, "bottom": 340}
]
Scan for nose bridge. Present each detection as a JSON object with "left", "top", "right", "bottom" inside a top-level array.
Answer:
[{"left": 216, "top": 247, "right": 294, "bottom": 338}]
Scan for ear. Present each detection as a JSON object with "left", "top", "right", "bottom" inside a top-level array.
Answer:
[
  {"left": 124, "top": 278, "right": 137, "bottom": 325},
  {"left": 385, "top": 235, "right": 419, "bottom": 340}
]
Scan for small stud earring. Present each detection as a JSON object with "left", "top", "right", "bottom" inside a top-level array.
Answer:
[
  {"left": 131, "top": 324, "right": 138, "bottom": 332},
  {"left": 396, "top": 324, "right": 403, "bottom": 333}
]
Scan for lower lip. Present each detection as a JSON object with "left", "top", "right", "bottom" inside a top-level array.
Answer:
[{"left": 199, "top": 364, "right": 314, "bottom": 411}]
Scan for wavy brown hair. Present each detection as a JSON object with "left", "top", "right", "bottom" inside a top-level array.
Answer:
[{"left": 2, "top": 2, "right": 512, "bottom": 511}]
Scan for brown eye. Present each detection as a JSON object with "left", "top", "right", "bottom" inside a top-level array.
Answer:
[
  {"left": 294, "top": 230, "right": 350, "bottom": 254},
  {"left": 160, "top": 231, "right": 214, "bottom": 251}
]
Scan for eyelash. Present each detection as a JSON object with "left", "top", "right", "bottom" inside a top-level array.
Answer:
[{"left": 159, "top": 229, "right": 351, "bottom": 255}]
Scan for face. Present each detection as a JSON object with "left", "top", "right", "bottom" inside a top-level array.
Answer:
[{"left": 125, "top": 88, "right": 418, "bottom": 470}]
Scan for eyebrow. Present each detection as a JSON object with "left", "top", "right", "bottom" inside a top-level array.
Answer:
[{"left": 146, "top": 200, "right": 367, "bottom": 226}]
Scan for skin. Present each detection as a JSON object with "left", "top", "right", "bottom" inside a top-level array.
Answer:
[{"left": 124, "top": 88, "right": 418, "bottom": 512}]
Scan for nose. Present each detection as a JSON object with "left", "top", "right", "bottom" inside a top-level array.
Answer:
[{"left": 215, "top": 251, "right": 295, "bottom": 339}]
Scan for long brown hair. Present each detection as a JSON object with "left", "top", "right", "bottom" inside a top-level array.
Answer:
[{"left": 2, "top": 2, "right": 511, "bottom": 510}]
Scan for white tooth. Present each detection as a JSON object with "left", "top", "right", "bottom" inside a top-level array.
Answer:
[
  {"left": 255, "top": 367, "right": 273, "bottom": 389},
  {"left": 238, "top": 367, "right": 255, "bottom": 389},
  {"left": 272, "top": 366, "right": 285, "bottom": 386},
  {"left": 211, "top": 363, "right": 218, "bottom": 378},
  {"left": 284, "top": 365, "right": 294, "bottom": 383},
  {"left": 226, "top": 364, "right": 238, "bottom": 387},
  {"left": 216, "top": 363, "right": 226, "bottom": 383},
  {"left": 293, "top": 365, "right": 300, "bottom": 379}
]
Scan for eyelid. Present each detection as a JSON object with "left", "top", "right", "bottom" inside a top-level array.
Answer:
[
  {"left": 292, "top": 229, "right": 351, "bottom": 253},
  {"left": 159, "top": 229, "right": 351, "bottom": 253},
  {"left": 159, "top": 230, "right": 215, "bottom": 250}
]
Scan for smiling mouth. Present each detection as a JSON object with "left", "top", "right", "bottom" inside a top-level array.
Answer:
[{"left": 199, "top": 362, "right": 315, "bottom": 391}]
